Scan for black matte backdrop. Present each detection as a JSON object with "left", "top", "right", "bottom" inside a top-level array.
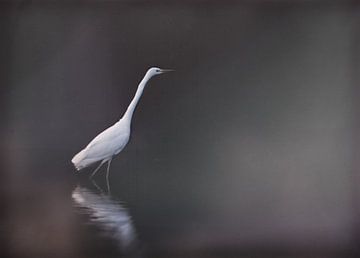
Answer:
[{"left": 1, "top": 1, "right": 359, "bottom": 258}]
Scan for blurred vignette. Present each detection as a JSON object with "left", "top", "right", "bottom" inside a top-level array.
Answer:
[{"left": 1, "top": 1, "right": 359, "bottom": 258}]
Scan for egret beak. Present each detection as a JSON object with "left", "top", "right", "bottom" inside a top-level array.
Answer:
[{"left": 160, "top": 69, "right": 174, "bottom": 73}]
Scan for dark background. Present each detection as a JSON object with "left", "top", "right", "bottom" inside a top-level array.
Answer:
[{"left": 1, "top": 1, "right": 360, "bottom": 257}]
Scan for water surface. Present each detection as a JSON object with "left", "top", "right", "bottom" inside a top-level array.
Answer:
[{"left": 1, "top": 1, "right": 360, "bottom": 257}]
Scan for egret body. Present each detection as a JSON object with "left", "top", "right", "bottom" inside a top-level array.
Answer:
[{"left": 71, "top": 67, "right": 173, "bottom": 182}]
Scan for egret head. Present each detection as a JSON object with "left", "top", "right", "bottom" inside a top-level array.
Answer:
[{"left": 147, "top": 67, "right": 174, "bottom": 77}]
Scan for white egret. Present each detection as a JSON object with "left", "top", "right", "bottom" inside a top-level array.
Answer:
[{"left": 71, "top": 67, "right": 173, "bottom": 184}]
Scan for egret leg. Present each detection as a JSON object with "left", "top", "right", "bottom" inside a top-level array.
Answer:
[
  {"left": 90, "top": 179, "right": 105, "bottom": 194},
  {"left": 106, "top": 159, "right": 112, "bottom": 194},
  {"left": 89, "top": 160, "right": 105, "bottom": 179}
]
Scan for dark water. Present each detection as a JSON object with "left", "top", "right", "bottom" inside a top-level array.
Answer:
[
  {"left": 72, "top": 182, "right": 140, "bottom": 257},
  {"left": 1, "top": 1, "right": 360, "bottom": 257}
]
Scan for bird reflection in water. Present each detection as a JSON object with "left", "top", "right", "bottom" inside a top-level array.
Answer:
[{"left": 72, "top": 184, "right": 139, "bottom": 254}]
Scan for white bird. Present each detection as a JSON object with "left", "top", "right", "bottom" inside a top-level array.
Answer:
[{"left": 71, "top": 67, "right": 173, "bottom": 183}]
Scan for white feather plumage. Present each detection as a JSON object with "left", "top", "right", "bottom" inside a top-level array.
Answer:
[{"left": 71, "top": 67, "right": 173, "bottom": 179}]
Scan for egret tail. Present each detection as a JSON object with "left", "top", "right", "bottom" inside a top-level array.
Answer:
[
  {"left": 71, "top": 149, "right": 87, "bottom": 171},
  {"left": 71, "top": 149, "right": 98, "bottom": 171}
]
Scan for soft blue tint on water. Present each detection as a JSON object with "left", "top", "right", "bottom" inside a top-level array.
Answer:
[{"left": 72, "top": 183, "right": 139, "bottom": 255}]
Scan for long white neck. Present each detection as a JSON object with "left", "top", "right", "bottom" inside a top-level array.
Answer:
[{"left": 122, "top": 72, "right": 152, "bottom": 123}]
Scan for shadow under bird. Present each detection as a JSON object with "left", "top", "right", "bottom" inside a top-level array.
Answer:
[{"left": 71, "top": 67, "right": 173, "bottom": 182}]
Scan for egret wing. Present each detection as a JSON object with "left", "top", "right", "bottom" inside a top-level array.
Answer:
[
  {"left": 85, "top": 125, "right": 129, "bottom": 160},
  {"left": 72, "top": 122, "right": 130, "bottom": 169}
]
